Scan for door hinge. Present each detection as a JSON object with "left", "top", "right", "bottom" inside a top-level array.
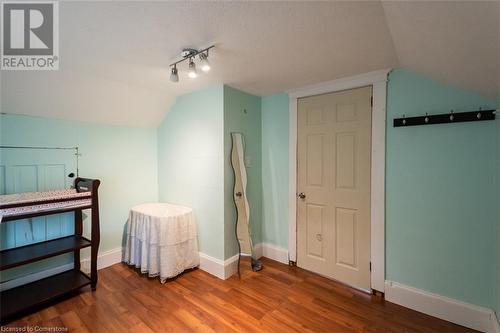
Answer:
[
  {"left": 370, "top": 96, "right": 373, "bottom": 107},
  {"left": 369, "top": 262, "right": 372, "bottom": 272}
]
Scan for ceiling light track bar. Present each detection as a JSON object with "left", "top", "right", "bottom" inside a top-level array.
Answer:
[{"left": 169, "top": 45, "right": 215, "bottom": 67}]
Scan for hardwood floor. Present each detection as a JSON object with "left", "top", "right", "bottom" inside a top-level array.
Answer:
[{"left": 3, "top": 258, "right": 478, "bottom": 333}]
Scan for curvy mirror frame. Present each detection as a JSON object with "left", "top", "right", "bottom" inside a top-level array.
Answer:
[{"left": 230, "top": 132, "right": 262, "bottom": 273}]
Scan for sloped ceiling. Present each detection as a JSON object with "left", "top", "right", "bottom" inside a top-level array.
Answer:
[
  {"left": 1, "top": 1, "right": 498, "bottom": 128},
  {"left": 382, "top": 0, "right": 500, "bottom": 99}
]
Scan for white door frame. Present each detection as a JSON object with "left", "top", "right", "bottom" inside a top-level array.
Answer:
[{"left": 287, "top": 69, "right": 390, "bottom": 292}]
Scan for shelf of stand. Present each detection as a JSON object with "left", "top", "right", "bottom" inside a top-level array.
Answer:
[
  {"left": 0, "top": 178, "right": 100, "bottom": 323},
  {"left": 0, "top": 204, "right": 92, "bottom": 222},
  {"left": 0, "top": 235, "right": 92, "bottom": 270},
  {"left": 0, "top": 270, "right": 91, "bottom": 322}
]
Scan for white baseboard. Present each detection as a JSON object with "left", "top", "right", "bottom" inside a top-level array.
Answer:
[
  {"left": 255, "top": 242, "right": 289, "bottom": 264},
  {"left": 198, "top": 243, "right": 289, "bottom": 281},
  {"left": 198, "top": 252, "right": 239, "bottom": 280},
  {"left": 2, "top": 247, "right": 240, "bottom": 289},
  {"left": 385, "top": 280, "right": 498, "bottom": 333},
  {"left": 0, "top": 263, "right": 74, "bottom": 292},
  {"left": 81, "top": 247, "right": 123, "bottom": 273},
  {"left": 223, "top": 254, "right": 239, "bottom": 279},
  {"left": 253, "top": 243, "right": 263, "bottom": 258},
  {"left": 491, "top": 311, "right": 500, "bottom": 333},
  {"left": 0, "top": 247, "right": 123, "bottom": 291}
]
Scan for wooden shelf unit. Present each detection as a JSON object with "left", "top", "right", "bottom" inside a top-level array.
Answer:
[
  {"left": 0, "top": 178, "right": 101, "bottom": 323},
  {"left": 0, "top": 270, "right": 92, "bottom": 320},
  {"left": 0, "top": 235, "right": 92, "bottom": 271}
]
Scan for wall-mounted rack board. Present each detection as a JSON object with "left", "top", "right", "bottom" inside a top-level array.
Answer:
[
  {"left": 393, "top": 110, "right": 496, "bottom": 127},
  {"left": 0, "top": 146, "right": 80, "bottom": 177}
]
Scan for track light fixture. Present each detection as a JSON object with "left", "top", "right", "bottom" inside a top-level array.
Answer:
[
  {"left": 188, "top": 58, "right": 197, "bottom": 78},
  {"left": 170, "top": 65, "right": 179, "bottom": 82},
  {"left": 169, "top": 45, "right": 214, "bottom": 83},
  {"left": 199, "top": 53, "right": 210, "bottom": 72}
]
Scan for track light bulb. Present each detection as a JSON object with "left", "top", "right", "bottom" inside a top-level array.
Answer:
[
  {"left": 188, "top": 58, "right": 197, "bottom": 78},
  {"left": 199, "top": 52, "right": 210, "bottom": 72},
  {"left": 170, "top": 66, "right": 179, "bottom": 82}
]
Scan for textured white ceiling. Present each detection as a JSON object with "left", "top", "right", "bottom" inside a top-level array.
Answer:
[
  {"left": 1, "top": 1, "right": 498, "bottom": 127},
  {"left": 382, "top": 0, "right": 500, "bottom": 99}
]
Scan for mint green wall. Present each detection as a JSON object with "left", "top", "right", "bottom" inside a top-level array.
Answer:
[
  {"left": 386, "top": 69, "right": 497, "bottom": 308},
  {"left": 261, "top": 94, "right": 289, "bottom": 248},
  {"left": 223, "top": 86, "right": 262, "bottom": 259},
  {"left": 157, "top": 85, "right": 225, "bottom": 260},
  {"left": 3, "top": 70, "right": 498, "bottom": 313},
  {"left": 157, "top": 84, "right": 261, "bottom": 261},
  {"left": 0, "top": 113, "right": 158, "bottom": 281},
  {"left": 256, "top": 70, "right": 499, "bottom": 311}
]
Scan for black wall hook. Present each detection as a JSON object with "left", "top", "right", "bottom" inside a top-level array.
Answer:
[{"left": 394, "top": 110, "right": 496, "bottom": 127}]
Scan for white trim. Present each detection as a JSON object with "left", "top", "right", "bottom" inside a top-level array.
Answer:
[
  {"left": 223, "top": 254, "right": 240, "bottom": 279},
  {"left": 288, "top": 69, "right": 391, "bottom": 99},
  {"left": 198, "top": 253, "right": 225, "bottom": 279},
  {"left": 0, "top": 263, "right": 74, "bottom": 292},
  {"left": 198, "top": 252, "right": 239, "bottom": 280},
  {"left": 385, "top": 281, "right": 498, "bottom": 333},
  {"left": 81, "top": 247, "right": 123, "bottom": 273},
  {"left": 288, "top": 97, "right": 298, "bottom": 262},
  {"left": 1, "top": 248, "right": 240, "bottom": 290},
  {"left": 253, "top": 243, "right": 263, "bottom": 258},
  {"left": 255, "top": 242, "right": 289, "bottom": 264},
  {"left": 287, "top": 69, "right": 390, "bottom": 292},
  {"left": 369, "top": 78, "right": 387, "bottom": 292},
  {"left": 0, "top": 247, "right": 123, "bottom": 291},
  {"left": 491, "top": 312, "right": 500, "bottom": 333},
  {"left": 199, "top": 244, "right": 289, "bottom": 280}
]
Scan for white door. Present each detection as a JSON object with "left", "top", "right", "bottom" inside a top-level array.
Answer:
[{"left": 296, "top": 86, "right": 372, "bottom": 290}]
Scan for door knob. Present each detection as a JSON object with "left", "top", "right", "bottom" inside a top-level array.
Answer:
[
  {"left": 235, "top": 192, "right": 243, "bottom": 197},
  {"left": 298, "top": 192, "right": 306, "bottom": 199}
]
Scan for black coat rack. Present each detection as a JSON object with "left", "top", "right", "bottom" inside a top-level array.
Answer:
[{"left": 393, "top": 109, "right": 496, "bottom": 127}]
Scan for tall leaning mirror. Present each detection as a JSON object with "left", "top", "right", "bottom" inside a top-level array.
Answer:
[{"left": 231, "top": 132, "right": 262, "bottom": 273}]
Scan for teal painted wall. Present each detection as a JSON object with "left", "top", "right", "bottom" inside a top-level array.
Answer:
[
  {"left": 256, "top": 70, "right": 498, "bottom": 311},
  {"left": 386, "top": 69, "right": 497, "bottom": 308},
  {"left": 0, "top": 113, "right": 158, "bottom": 281},
  {"left": 223, "top": 86, "right": 262, "bottom": 259},
  {"left": 261, "top": 93, "right": 289, "bottom": 248},
  {"left": 2, "top": 70, "right": 498, "bottom": 314},
  {"left": 157, "top": 85, "right": 225, "bottom": 260}
]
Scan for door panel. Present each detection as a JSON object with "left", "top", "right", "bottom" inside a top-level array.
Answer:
[
  {"left": 0, "top": 149, "right": 77, "bottom": 250},
  {"left": 13, "top": 165, "right": 38, "bottom": 193},
  {"left": 335, "top": 103, "right": 357, "bottom": 122},
  {"left": 306, "top": 107, "right": 327, "bottom": 126},
  {"left": 336, "top": 133, "right": 356, "bottom": 190},
  {"left": 305, "top": 203, "right": 326, "bottom": 259},
  {"left": 335, "top": 207, "right": 357, "bottom": 268},
  {"left": 297, "top": 86, "right": 372, "bottom": 290},
  {"left": 44, "top": 164, "right": 67, "bottom": 190},
  {"left": 306, "top": 134, "right": 325, "bottom": 187}
]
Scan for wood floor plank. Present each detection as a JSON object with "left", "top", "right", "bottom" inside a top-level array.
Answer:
[
  {"left": 2, "top": 258, "right": 479, "bottom": 333},
  {"left": 173, "top": 308, "right": 217, "bottom": 333}
]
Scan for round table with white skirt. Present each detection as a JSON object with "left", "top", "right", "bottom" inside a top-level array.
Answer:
[{"left": 123, "top": 203, "right": 200, "bottom": 283}]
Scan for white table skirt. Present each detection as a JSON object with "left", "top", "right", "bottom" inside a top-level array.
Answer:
[{"left": 123, "top": 203, "right": 200, "bottom": 283}]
